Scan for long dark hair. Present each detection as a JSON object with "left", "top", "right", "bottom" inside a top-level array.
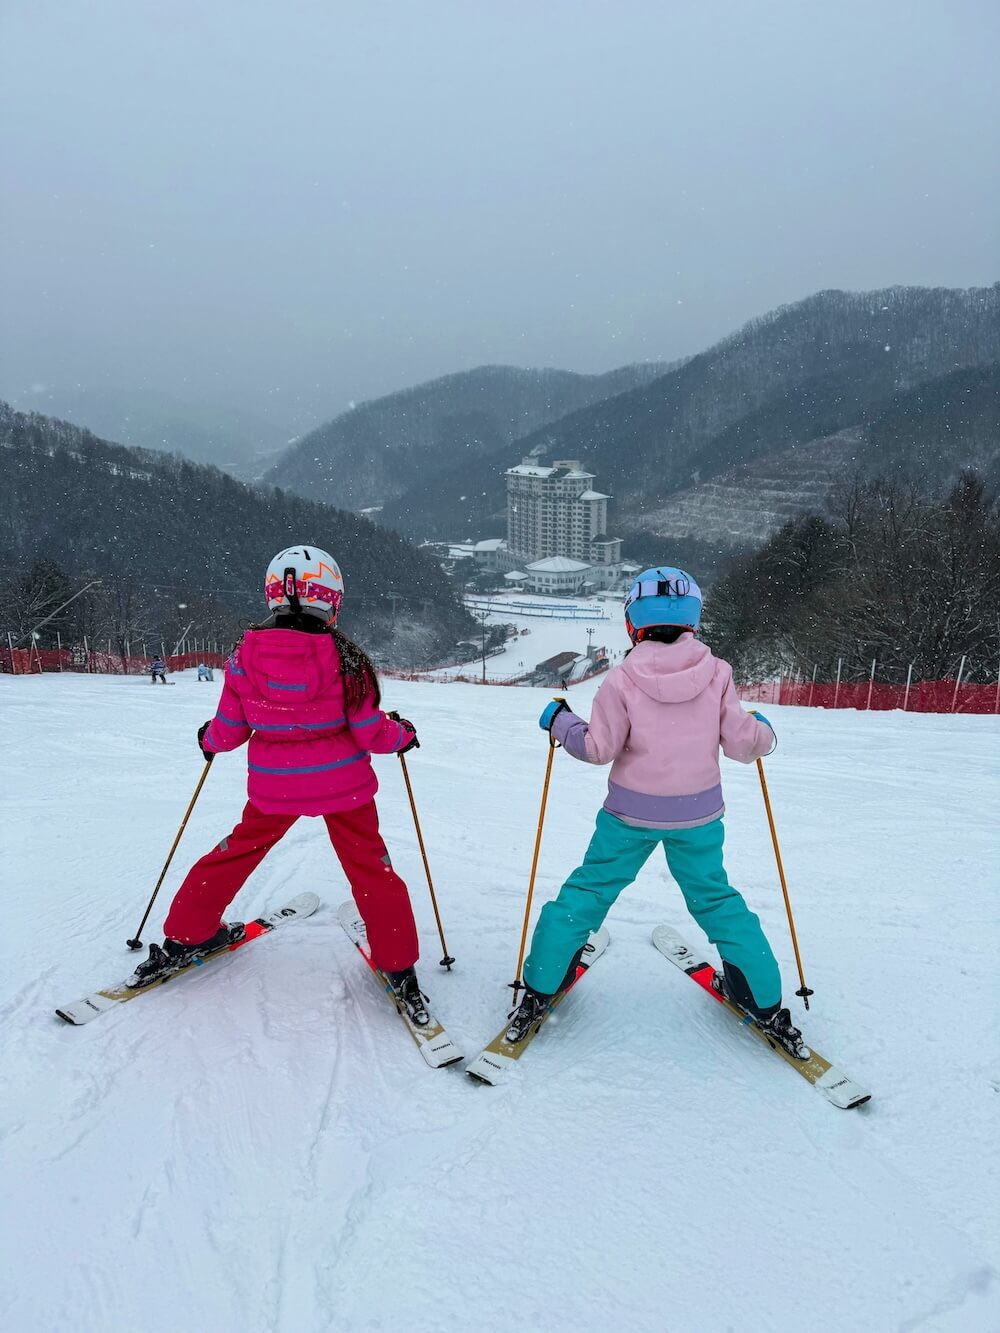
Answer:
[
  {"left": 236, "top": 614, "right": 381, "bottom": 709},
  {"left": 330, "top": 627, "right": 381, "bottom": 709}
]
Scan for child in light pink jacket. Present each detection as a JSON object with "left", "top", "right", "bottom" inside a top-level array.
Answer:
[{"left": 508, "top": 566, "right": 809, "bottom": 1059}]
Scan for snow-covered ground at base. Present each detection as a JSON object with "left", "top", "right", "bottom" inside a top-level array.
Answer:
[
  {"left": 428, "top": 594, "right": 633, "bottom": 681},
  {"left": 2, "top": 668, "right": 999, "bottom": 1333}
]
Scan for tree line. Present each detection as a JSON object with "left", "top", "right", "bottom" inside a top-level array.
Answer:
[
  {"left": 0, "top": 402, "right": 472, "bottom": 666},
  {"left": 703, "top": 471, "right": 1000, "bottom": 683}
]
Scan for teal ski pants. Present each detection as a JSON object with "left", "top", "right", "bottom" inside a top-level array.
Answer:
[{"left": 523, "top": 810, "right": 781, "bottom": 1011}]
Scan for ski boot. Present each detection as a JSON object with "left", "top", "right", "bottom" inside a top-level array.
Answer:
[
  {"left": 385, "top": 967, "right": 430, "bottom": 1027},
  {"left": 504, "top": 986, "right": 551, "bottom": 1044},
  {"left": 712, "top": 969, "right": 810, "bottom": 1060},
  {"left": 128, "top": 921, "right": 246, "bottom": 989},
  {"left": 755, "top": 1006, "right": 810, "bottom": 1060}
]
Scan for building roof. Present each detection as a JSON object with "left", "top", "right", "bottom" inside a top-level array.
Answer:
[
  {"left": 507, "top": 464, "right": 555, "bottom": 478},
  {"left": 504, "top": 570, "right": 529, "bottom": 581},
  {"left": 578, "top": 490, "right": 610, "bottom": 501},
  {"left": 473, "top": 538, "right": 506, "bottom": 551},
  {"left": 526, "top": 556, "right": 592, "bottom": 573},
  {"left": 535, "top": 651, "right": 581, "bottom": 672}
]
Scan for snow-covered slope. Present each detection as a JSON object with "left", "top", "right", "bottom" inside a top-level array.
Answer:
[{"left": 2, "top": 671, "right": 998, "bottom": 1332}]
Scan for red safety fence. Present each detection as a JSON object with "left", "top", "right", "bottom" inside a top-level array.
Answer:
[
  {"left": 737, "top": 678, "right": 999, "bottom": 714},
  {"left": 0, "top": 647, "right": 228, "bottom": 676},
  {"left": 4, "top": 643, "right": 997, "bottom": 714}
]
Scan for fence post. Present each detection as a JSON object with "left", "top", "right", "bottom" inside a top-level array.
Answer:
[
  {"left": 6, "top": 631, "right": 17, "bottom": 675},
  {"left": 903, "top": 662, "right": 913, "bottom": 712},
  {"left": 807, "top": 663, "right": 817, "bottom": 708},
  {"left": 995, "top": 657, "right": 1000, "bottom": 714},
  {"left": 83, "top": 634, "right": 90, "bottom": 672},
  {"left": 950, "top": 655, "right": 967, "bottom": 714},
  {"left": 57, "top": 630, "right": 64, "bottom": 671},
  {"left": 833, "top": 657, "right": 843, "bottom": 709},
  {"left": 864, "top": 657, "right": 876, "bottom": 710}
]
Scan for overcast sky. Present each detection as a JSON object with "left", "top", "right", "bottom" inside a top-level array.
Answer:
[{"left": 2, "top": 0, "right": 998, "bottom": 432}]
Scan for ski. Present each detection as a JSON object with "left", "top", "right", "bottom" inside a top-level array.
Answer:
[
  {"left": 651, "top": 925, "right": 871, "bottom": 1110},
  {"left": 55, "top": 892, "right": 321, "bottom": 1025},
  {"left": 336, "top": 901, "right": 463, "bottom": 1069},
  {"left": 465, "top": 928, "right": 610, "bottom": 1085}
]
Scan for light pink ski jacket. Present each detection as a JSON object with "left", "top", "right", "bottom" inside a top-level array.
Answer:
[
  {"left": 550, "top": 635, "right": 775, "bottom": 829},
  {"left": 203, "top": 628, "right": 412, "bottom": 816}
]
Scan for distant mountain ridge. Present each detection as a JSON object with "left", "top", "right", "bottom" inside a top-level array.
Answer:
[
  {"left": 0, "top": 403, "right": 469, "bottom": 665},
  {"left": 376, "top": 283, "right": 1000, "bottom": 544},
  {"left": 265, "top": 361, "right": 672, "bottom": 511},
  {"left": 2, "top": 386, "right": 290, "bottom": 479}
]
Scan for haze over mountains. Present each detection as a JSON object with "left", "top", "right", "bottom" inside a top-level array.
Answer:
[
  {"left": 3, "top": 386, "right": 290, "bottom": 479},
  {"left": 0, "top": 403, "right": 470, "bottom": 665},
  {"left": 363, "top": 284, "right": 999, "bottom": 548},
  {"left": 12, "top": 282, "right": 998, "bottom": 582},
  {"left": 266, "top": 362, "right": 673, "bottom": 512}
]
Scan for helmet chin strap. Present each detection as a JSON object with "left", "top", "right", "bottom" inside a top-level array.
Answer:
[{"left": 283, "top": 567, "right": 302, "bottom": 616}]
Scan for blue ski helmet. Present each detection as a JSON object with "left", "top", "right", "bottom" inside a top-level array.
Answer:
[{"left": 624, "top": 567, "right": 702, "bottom": 641}]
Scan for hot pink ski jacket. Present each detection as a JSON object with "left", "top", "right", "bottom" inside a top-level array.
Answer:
[
  {"left": 202, "top": 629, "right": 413, "bottom": 816},
  {"left": 550, "top": 634, "right": 775, "bottom": 829}
]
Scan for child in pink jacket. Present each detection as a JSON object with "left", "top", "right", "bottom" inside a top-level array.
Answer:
[
  {"left": 129, "top": 545, "right": 430, "bottom": 1026},
  {"left": 508, "top": 566, "right": 809, "bottom": 1059}
]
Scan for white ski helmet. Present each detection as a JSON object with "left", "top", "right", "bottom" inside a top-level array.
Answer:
[{"left": 264, "top": 545, "right": 344, "bottom": 624}]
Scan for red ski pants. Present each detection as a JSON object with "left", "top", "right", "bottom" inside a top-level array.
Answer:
[{"left": 163, "top": 800, "right": 419, "bottom": 971}]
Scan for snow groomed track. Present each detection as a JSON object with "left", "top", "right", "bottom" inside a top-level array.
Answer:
[{"left": 2, "top": 669, "right": 998, "bottom": 1331}]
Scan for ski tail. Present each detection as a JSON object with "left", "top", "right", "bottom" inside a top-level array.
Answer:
[
  {"left": 465, "top": 927, "right": 610, "bottom": 1085},
  {"left": 54, "top": 893, "right": 321, "bottom": 1026},
  {"left": 336, "top": 901, "right": 462, "bottom": 1068},
  {"left": 651, "top": 925, "right": 870, "bottom": 1110}
]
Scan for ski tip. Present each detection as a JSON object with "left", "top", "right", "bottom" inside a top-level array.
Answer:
[
  {"left": 279, "top": 891, "right": 321, "bottom": 918},
  {"left": 54, "top": 1008, "right": 78, "bottom": 1025}
]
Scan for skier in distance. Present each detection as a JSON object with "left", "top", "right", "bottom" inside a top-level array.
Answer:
[
  {"left": 507, "top": 566, "right": 809, "bottom": 1059},
  {"left": 129, "top": 546, "right": 430, "bottom": 1025},
  {"left": 150, "top": 655, "right": 167, "bottom": 684}
]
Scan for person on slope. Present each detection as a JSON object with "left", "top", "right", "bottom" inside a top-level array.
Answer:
[
  {"left": 507, "top": 566, "right": 809, "bottom": 1060},
  {"left": 150, "top": 655, "right": 167, "bottom": 684},
  {"left": 129, "top": 546, "right": 429, "bottom": 1025}
]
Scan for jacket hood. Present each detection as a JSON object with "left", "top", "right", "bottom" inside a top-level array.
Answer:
[
  {"left": 236, "top": 628, "right": 340, "bottom": 702},
  {"left": 620, "top": 635, "right": 717, "bottom": 703}
]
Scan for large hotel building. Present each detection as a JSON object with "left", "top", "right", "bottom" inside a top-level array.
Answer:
[{"left": 470, "top": 458, "right": 624, "bottom": 595}]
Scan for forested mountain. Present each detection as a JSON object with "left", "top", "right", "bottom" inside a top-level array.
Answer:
[
  {"left": 3, "top": 386, "right": 290, "bottom": 478},
  {"left": 377, "top": 284, "right": 1000, "bottom": 544},
  {"left": 702, "top": 472, "right": 1000, "bottom": 684},
  {"left": 635, "top": 361, "right": 1000, "bottom": 548},
  {"left": 265, "top": 362, "right": 671, "bottom": 511},
  {"left": 0, "top": 403, "right": 470, "bottom": 666}
]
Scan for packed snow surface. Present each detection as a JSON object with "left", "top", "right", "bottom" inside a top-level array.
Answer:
[{"left": 2, "top": 670, "right": 999, "bottom": 1332}]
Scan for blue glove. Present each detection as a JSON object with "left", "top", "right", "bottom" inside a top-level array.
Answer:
[{"left": 539, "top": 698, "right": 569, "bottom": 732}]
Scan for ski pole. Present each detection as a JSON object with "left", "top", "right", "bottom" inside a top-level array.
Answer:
[
  {"left": 126, "top": 757, "right": 214, "bottom": 950},
  {"left": 754, "top": 755, "right": 814, "bottom": 1009},
  {"left": 397, "top": 749, "right": 455, "bottom": 969},
  {"left": 510, "top": 733, "right": 558, "bottom": 1003}
]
